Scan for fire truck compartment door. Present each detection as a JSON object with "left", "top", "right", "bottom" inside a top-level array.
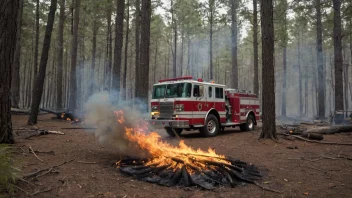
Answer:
[{"left": 192, "top": 84, "right": 206, "bottom": 125}]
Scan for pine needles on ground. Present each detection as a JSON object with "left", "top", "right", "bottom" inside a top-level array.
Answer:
[{"left": 0, "top": 145, "right": 20, "bottom": 196}]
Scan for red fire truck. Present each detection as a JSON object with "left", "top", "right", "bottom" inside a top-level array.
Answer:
[{"left": 148, "top": 76, "right": 260, "bottom": 137}]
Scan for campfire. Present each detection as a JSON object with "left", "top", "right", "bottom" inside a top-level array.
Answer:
[{"left": 114, "top": 110, "right": 262, "bottom": 190}]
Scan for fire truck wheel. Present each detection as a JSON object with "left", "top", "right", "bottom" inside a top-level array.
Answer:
[
  {"left": 243, "top": 115, "right": 255, "bottom": 131},
  {"left": 165, "top": 127, "right": 182, "bottom": 137},
  {"left": 200, "top": 114, "right": 220, "bottom": 137}
]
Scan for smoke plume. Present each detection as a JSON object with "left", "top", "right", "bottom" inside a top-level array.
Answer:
[{"left": 83, "top": 91, "right": 150, "bottom": 158}]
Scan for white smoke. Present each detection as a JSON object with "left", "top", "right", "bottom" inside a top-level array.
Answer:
[{"left": 83, "top": 91, "right": 150, "bottom": 158}]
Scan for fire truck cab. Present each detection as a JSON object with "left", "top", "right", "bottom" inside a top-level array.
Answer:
[{"left": 148, "top": 76, "right": 260, "bottom": 137}]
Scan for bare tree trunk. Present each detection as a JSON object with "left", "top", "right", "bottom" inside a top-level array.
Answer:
[
  {"left": 28, "top": 0, "right": 57, "bottom": 125},
  {"left": 56, "top": 0, "right": 65, "bottom": 110},
  {"left": 231, "top": 0, "right": 238, "bottom": 89},
  {"left": 0, "top": 0, "right": 19, "bottom": 143},
  {"left": 122, "top": 0, "right": 130, "bottom": 100},
  {"left": 253, "top": 0, "right": 259, "bottom": 95},
  {"left": 187, "top": 36, "right": 191, "bottom": 76},
  {"left": 297, "top": 29, "right": 303, "bottom": 116},
  {"left": 259, "top": 0, "right": 277, "bottom": 139},
  {"left": 316, "top": 0, "right": 325, "bottom": 118},
  {"left": 68, "top": 0, "right": 80, "bottom": 111},
  {"left": 106, "top": 2, "right": 112, "bottom": 91},
  {"left": 180, "top": 31, "right": 184, "bottom": 76},
  {"left": 11, "top": 0, "right": 23, "bottom": 109},
  {"left": 89, "top": 17, "right": 98, "bottom": 97},
  {"left": 281, "top": 47, "right": 287, "bottom": 117},
  {"left": 154, "top": 38, "right": 158, "bottom": 83},
  {"left": 171, "top": 0, "right": 177, "bottom": 78},
  {"left": 134, "top": 0, "right": 141, "bottom": 100},
  {"left": 139, "top": 0, "right": 151, "bottom": 113},
  {"left": 34, "top": 0, "right": 39, "bottom": 79},
  {"left": 209, "top": 0, "right": 214, "bottom": 80},
  {"left": 333, "top": 0, "right": 344, "bottom": 111},
  {"left": 112, "top": 0, "right": 125, "bottom": 99}
]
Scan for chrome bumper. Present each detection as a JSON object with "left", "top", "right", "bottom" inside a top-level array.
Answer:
[{"left": 146, "top": 119, "right": 189, "bottom": 128}]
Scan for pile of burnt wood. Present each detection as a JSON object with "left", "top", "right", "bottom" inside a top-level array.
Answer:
[{"left": 117, "top": 156, "right": 262, "bottom": 190}]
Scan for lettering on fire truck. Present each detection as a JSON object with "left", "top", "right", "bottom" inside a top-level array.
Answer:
[{"left": 147, "top": 76, "right": 261, "bottom": 137}]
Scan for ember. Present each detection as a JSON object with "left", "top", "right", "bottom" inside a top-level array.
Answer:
[{"left": 114, "top": 110, "right": 262, "bottom": 190}]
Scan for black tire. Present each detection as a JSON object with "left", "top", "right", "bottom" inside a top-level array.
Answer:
[
  {"left": 200, "top": 114, "right": 220, "bottom": 137},
  {"left": 165, "top": 127, "right": 182, "bottom": 137},
  {"left": 240, "top": 115, "right": 255, "bottom": 131}
]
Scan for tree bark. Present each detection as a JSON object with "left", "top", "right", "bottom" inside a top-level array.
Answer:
[
  {"left": 333, "top": 0, "right": 344, "bottom": 112},
  {"left": 34, "top": 0, "right": 39, "bottom": 79},
  {"left": 28, "top": 0, "right": 57, "bottom": 125},
  {"left": 68, "top": 0, "right": 80, "bottom": 111},
  {"left": 281, "top": 47, "right": 287, "bottom": 117},
  {"left": 139, "top": 0, "right": 151, "bottom": 113},
  {"left": 112, "top": 0, "right": 125, "bottom": 100},
  {"left": 297, "top": 29, "right": 303, "bottom": 116},
  {"left": 187, "top": 36, "right": 191, "bottom": 76},
  {"left": 180, "top": 30, "right": 184, "bottom": 76},
  {"left": 171, "top": 0, "right": 177, "bottom": 78},
  {"left": 134, "top": 0, "right": 141, "bottom": 99},
  {"left": 90, "top": 16, "right": 98, "bottom": 97},
  {"left": 259, "top": 0, "right": 277, "bottom": 139},
  {"left": 209, "top": 0, "right": 214, "bottom": 80},
  {"left": 231, "top": 0, "right": 238, "bottom": 89},
  {"left": 11, "top": 0, "right": 23, "bottom": 109},
  {"left": 316, "top": 0, "right": 325, "bottom": 118},
  {"left": 106, "top": 2, "right": 112, "bottom": 91},
  {"left": 123, "top": 0, "right": 130, "bottom": 101},
  {"left": 56, "top": 0, "right": 65, "bottom": 110},
  {"left": 0, "top": 0, "right": 19, "bottom": 143},
  {"left": 253, "top": 0, "right": 259, "bottom": 95}
]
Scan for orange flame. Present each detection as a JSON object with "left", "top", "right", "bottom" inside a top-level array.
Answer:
[
  {"left": 66, "top": 118, "right": 71, "bottom": 121},
  {"left": 114, "top": 110, "right": 229, "bottom": 171}
]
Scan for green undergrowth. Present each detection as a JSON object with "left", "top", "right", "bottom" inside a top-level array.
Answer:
[{"left": 0, "top": 145, "right": 20, "bottom": 197}]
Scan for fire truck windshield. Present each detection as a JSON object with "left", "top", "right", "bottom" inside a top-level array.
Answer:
[{"left": 152, "top": 83, "right": 192, "bottom": 99}]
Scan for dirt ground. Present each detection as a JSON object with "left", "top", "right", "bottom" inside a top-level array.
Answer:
[{"left": 8, "top": 114, "right": 352, "bottom": 198}]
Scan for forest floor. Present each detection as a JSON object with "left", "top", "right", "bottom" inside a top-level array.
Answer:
[{"left": 9, "top": 114, "right": 352, "bottom": 198}]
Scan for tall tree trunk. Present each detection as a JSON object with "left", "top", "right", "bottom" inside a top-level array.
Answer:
[
  {"left": 171, "top": 0, "right": 177, "bottom": 78},
  {"left": 28, "top": 0, "right": 57, "bottom": 125},
  {"left": 281, "top": 47, "right": 287, "bottom": 117},
  {"left": 209, "top": 0, "right": 214, "bottom": 80},
  {"left": 180, "top": 31, "right": 184, "bottom": 76},
  {"left": 56, "top": 0, "right": 65, "bottom": 110},
  {"left": 0, "top": 0, "right": 19, "bottom": 143},
  {"left": 333, "top": 0, "right": 344, "bottom": 111},
  {"left": 90, "top": 18, "right": 98, "bottom": 97},
  {"left": 259, "top": 0, "right": 277, "bottom": 139},
  {"left": 112, "top": 0, "right": 125, "bottom": 98},
  {"left": 11, "top": 0, "right": 23, "bottom": 109},
  {"left": 253, "top": 0, "right": 259, "bottom": 95},
  {"left": 154, "top": 38, "right": 158, "bottom": 83},
  {"left": 187, "top": 36, "right": 191, "bottom": 76},
  {"left": 123, "top": 0, "right": 130, "bottom": 100},
  {"left": 134, "top": 0, "right": 141, "bottom": 99},
  {"left": 78, "top": 18, "right": 85, "bottom": 108},
  {"left": 34, "top": 0, "right": 39, "bottom": 79},
  {"left": 231, "top": 0, "right": 238, "bottom": 89},
  {"left": 139, "top": 0, "right": 151, "bottom": 113},
  {"left": 297, "top": 29, "right": 303, "bottom": 116},
  {"left": 316, "top": 0, "right": 325, "bottom": 118},
  {"left": 68, "top": 0, "right": 80, "bottom": 111},
  {"left": 106, "top": 3, "right": 112, "bottom": 91}
]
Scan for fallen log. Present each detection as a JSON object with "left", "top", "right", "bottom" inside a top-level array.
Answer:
[
  {"left": 305, "top": 125, "right": 352, "bottom": 134},
  {"left": 301, "top": 132, "right": 324, "bottom": 141},
  {"left": 278, "top": 133, "right": 352, "bottom": 145}
]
